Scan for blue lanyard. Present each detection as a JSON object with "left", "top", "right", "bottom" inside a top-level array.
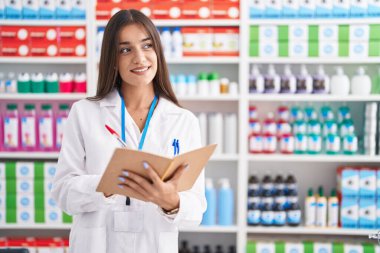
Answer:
[{"left": 120, "top": 94, "right": 158, "bottom": 151}]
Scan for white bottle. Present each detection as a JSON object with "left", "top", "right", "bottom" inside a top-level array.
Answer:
[
  {"left": 264, "top": 64, "right": 281, "bottom": 93},
  {"left": 224, "top": 113, "right": 237, "bottom": 154},
  {"left": 160, "top": 27, "right": 172, "bottom": 59},
  {"left": 171, "top": 27, "right": 183, "bottom": 58},
  {"left": 313, "top": 65, "right": 330, "bottom": 94},
  {"left": 5, "top": 72, "right": 17, "bottom": 93},
  {"left": 296, "top": 65, "right": 313, "bottom": 94},
  {"left": 327, "top": 188, "right": 339, "bottom": 227},
  {"left": 330, "top": 67, "right": 350, "bottom": 95},
  {"left": 281, "top": 65, "right": 297, "bottom": 93},
  {"left": 209, "top": 113, "right": 224, "bottom": 154},
  {"left": 229, "top": 82, "right": 239, "bottom": 95},
  {"left": 0, "top": 72, "right": 5, "bottom": 93},
  {"left": 351, "top": 67, "right": 372, "bottom": 95},
  {"left": 176, "top": 74, "right": 187, "bottom": 96},
  {"left": 197, "top": 112, "right": 208, "bottom": 146},
  {"left": 315, "top": 186, "right": 327, "bottom": 227},
  {"left": 186, "top": 75, "right": 197, "bottom": 96},
  {"left": 249, "top": 65, "right": 264, "bottom": 93},
  {"left": 305, "top": 188, "right": 317, "bottom": 227},
  {"left": 197, "top": 72, "right": 210, "bottom": 96}
]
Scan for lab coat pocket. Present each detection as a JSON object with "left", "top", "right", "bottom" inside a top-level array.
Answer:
[
  {"left": 70, "top": 227, "right": 106, "bottom": 253},
  {"left": 114, "top": 211, "right": 144, "bottom": 232},
  {"left": 158, "top": 232, "right": 178, "bottom": 253}
]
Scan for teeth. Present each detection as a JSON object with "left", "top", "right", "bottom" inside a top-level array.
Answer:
[{"left": 132, "top": 67, "right": 149, "bottom": 73}]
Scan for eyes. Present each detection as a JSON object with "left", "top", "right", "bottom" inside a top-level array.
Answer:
[{"left": 119, "top": 43, "right": 154, "bottom": 54}]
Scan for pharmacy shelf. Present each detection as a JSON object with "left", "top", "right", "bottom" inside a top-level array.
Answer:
[
  {"left": 248, "top": 58, "right": 380, "bottom": 64},
  {"left": 0, "top": 152, "right": 59, "bottom": 159},
  {"left": 248, "top": 94, "right": 380, "bottom": 102},
  {"left": 0, "top": 57, "right": 87, "bottom": 64},
  {"left": 167, "top": 57, "right": 240, "bottom": 64},
  {"left": 248, "top": 154, "right": 380, "bottom": 163},
  {"left": 246, "top": 227, "right": 377, "bottom": 236},
  {"left": 248, "top": 18, "right": 380, "bottom": 26},
  {"left": 179, "top": 95, "right": 240, "bottom": 101},
  {"left": 180, "top": 226, "right": 239, "bottom": 233},
  {"left": 210, "top": 154, "right": 239, "bottom": 161},
  {"left": 0, "top": 20, "right": 86, "bottom": 26},
  {"left": 0, "top": 93, "right": 86, "bottom": 101},
  {"left": 0, "top": 224, "right": 71, "bottom": 230},
  {"left": 96, "top": 19, "right": 240, "bottom": 27}
]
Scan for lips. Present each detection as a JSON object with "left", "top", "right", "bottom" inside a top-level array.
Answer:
[{"left": 130, "top": 66, "right": 150, "bottom": 74}]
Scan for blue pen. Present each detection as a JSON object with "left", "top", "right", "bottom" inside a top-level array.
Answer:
[{"left": 172, "top": 139, "right": 177, "bottom": 155}]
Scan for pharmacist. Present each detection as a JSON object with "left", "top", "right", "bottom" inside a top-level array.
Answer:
[{"left": 51, "top": 9, "right": 206, "bottom": 253}]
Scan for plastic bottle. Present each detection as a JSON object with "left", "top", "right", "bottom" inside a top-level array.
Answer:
[
  {"left": 280, "top": 65, "right": 296, "bottom": 93},
  {"left": 249, "top": 65, "right": 264, "bottom": 93},
  {"left": 296, "top": 65, "right": 313, "bottom": 94},
  {"left": 312, "top": 65, "right": 330, "bottom": 94},
  {"left": 171, "top": 27, "right": 183, "bottom": 58},
  {"left": 261, "top": 174, "right": 274, "bottom": 198},
  {"left": 202, "top": 178, "right": 217, "bottom": 226},
  {"left": 197, "top": 72, "right": 209, "bottom": 96},
  {"left": 279, "top": 134, "right": 294, "bottom": 154},
  {"left": 203, "top": 245, "right": 212, "bottom": 253},
  {"left": 260, "top": 202, "right": 274, "bottom": 226},
  {"left": 285, "top": 174, "right": 298, "bottom": 204},
  {"left": 73, "top": 72, "right": 87, "bottom": 93},
  {"left": 193, "top": 246, "right": 200, "bottom": 253},
  {"left": 31, "top": 72, "right": 45, "bottom": 93},
  {"left": 38, "top": 104, "right": 54, "bottom": 151},
  {"left": 229, "top": 82, "right": 238, "bottom": 95},
  {"left": 307, "top": 134, "right": 322, "bottom": 154},
  {"left": 45, "top": 72, "right": 59, "bottom": 93},
  {"left": 215, "top": 245, "right": 224, "bottom": 253},
  {"left": 176, "top": 74, "right": 187, "bottom": 96},
  {"left": 351, "top": 67, "right": 372, "bottom": 95},
  {"left": 274, "top": 175, "right": 287, "bottom": 208},
  {"left": 21, "top": 104, "right": 37, "bottom": 151},
  {"left": 17, "top": 72, "right": 31, "bottom": 93},
  {"left": 228, "top": 245, "right": 236, "bottom": 253},
  {"left": 305, "top": 188, "right": 316, "bottom": 227},
  {"left": 0, "top": 73, "right": 5, "bottom": 93},
  {"left": 161, "top": 27, "right": 172, "bottom": 58},
  {"left": 294, "top": 133, "right": 308, "bottom": 154},
  {"left": 5, "top": 72, "right": 17, "bottom": 93},
  {"left": 186, "top": 75, "right": 197, "bottom": 96},
  {"left": 264, "top": 64, "right": 280, "bottom": 93},
  {"left": 59, "top": 73, "right": 74, "bottom": 93},
  {"left": 247, "top": 175, "right": 261, "bottom": 226},
  {"left": 320, "top": 106, "right": 334, "bottom": 122},
  {"left": 220, "top": 78, "right": 229, "bottom": 94},
  {"left": 330, "top": 67, "right": 350, "bottom": 95},
  {"left": 179, "top": 241, "right": 191, "bottom": 253},
  {"left": 263, "top": 112, "right": 277, "bottom": 136},
  {"left": 327, "top": 188, "right": 339, "bottom": 227},
  {"left": 315, "top": 186, "right": 327, "bottom": 227},
  {"left": 3, "top": 104, "right": 20, "bottom": 151},
  {"left": 218, "top": 178, "right": 234, "bottom": 226},
  {"left": 286, "top": 201, "right": 301, "bottom": 226},
  {"left": 209, "top": 72, "right": 220, "bottom": 96},
  {"left": 325, "top": 134, "right": 341, "bottom": 155},
  {"left": 273, "top": 202, "right": 286, "bottom": 226},
  {"left": 56, "top": 104, "right": 70, "bottom": 150}
]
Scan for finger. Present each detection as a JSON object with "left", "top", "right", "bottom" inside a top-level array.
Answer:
[
  {"left": 169, "top": 164, "right": 189, "bottom": 183},
  {"left": 121, "top": 170, "right": 155, "bottom": 193},
  {"left": 142, "top": 161, "right": 162, "bottom": 185},
  {"left": 122, "top": 177, "right": 150, "bottom": 200},
  {"left": 118, "top": 184, "right": 148, "bottom": 202}
]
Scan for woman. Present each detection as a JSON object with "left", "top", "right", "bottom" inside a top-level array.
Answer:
[{"left": 51, "top": 9, "right": 206, "bottom": 253}]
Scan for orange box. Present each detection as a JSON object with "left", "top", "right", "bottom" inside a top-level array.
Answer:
[
  {"left": 30, "top": 42, "right": 58, "bottom": 57},
  {"left": 1, "top": 41, "right": 29, "bottom": 57},
  {"left": 1, "top": 26, "right": 29, "bottom": 44},
  {"left": 181, "top": 2, "right": 212, "bottom": 19},
  {"left": 29, "top": 27, "right": 58, "bottom": 43},
  {"left": 58, "top": 26, "right": 86, "bottom": 43},
  {"left": 96, "top": 2, "right": 122, "bottom": 20},
  {"left": 122, "top": 3, "right": 153, "bottom": 19},
  {"left": 59, "top": 41, "right": 86, "bottom": 57},
  {"left": 182, "top": 27, "right": 213, "bottom": 56},
  {"left": 212, "top": 27, "right": 239, "bottom": 56},
  {"left": 212, "top": 2, "right": 240, "bottom": 19},
  {"left": 152, "top": 2, "right": 182, "bottom": 19}
]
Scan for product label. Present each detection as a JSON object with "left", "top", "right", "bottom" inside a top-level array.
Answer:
[
  {"left": 287, "top": 210, "right": 301, "bottom": 224},
  {"left": 325, "top": 135, "right": 340, "bottom": 153},
  {"left": 250, "top": 135, "right": 263, "bottom": 153},
  {"left": 263, "top": 135, "right": 277, "bottom": 152},
  {"left": 294, "top": 134, "right": 308, "bottom": 152},
  {"left": 273, "top": 211, "right": 286, "bottom": 225},
  {"left": 308, "top": 135, "right": 322, "bottom": 152},
  {"left": 261, "top": 210, "right": 274, "bottom": 225},
  {"left": 21, "top": 116, "right": 36, "bottom": 148},
  {"left": 247, "top": 210, "right": 261, "bottom": 224},
  {"left": 280, "top": 136, "right": 294, "bottom": 153},
  {"left": 39, "top": 117, "right": 53, "bottom": 148},
  {"left": 56, "top": 117, "right": 67, "bottom": 149},
  {"left": 4, "top": 117, "right": 19, "bottom": 148}
]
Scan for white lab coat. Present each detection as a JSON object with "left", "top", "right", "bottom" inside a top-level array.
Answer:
[{"left": 51, "top": 89, "right": 207, "bottom": 253}]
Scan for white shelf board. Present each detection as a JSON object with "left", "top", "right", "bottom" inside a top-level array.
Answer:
[
  {"left": 180, "top": 226, "right": 238, "bottom": 233},
  {"left": 0, "top": 152, "right": 59, "bottom": 159},
  {"left": 0, "top": 57, "right": 87, "bottom": 64},
  {"left": 96, "top": 19, "right": 240, "bottom": 27},
  {"left": 0, "top": 20, "right": 86, "bottom": 26},
  {"left": 0, "top": 224, "right": 71, "bottom": 230},
  {"left": 248, "top": 58, "right": 380, "bottom": 64},
  {"left": 246, "top": 226, "right": 377, "bottom": 236},
  {"left": 167, "top": 57, "right": 239, "bottom": 64},
  {"left": 249, "top": 18, "right": 380, "bottom": 25},
  {"left": 211, "top": 154, "right": 239, "bottom": 161},
  {"left": 248, "top": 94, "right": 380, "bottom": 102},
  {"left": 0, "top": 93, "right": 86, "bottom": 100},
  {"left": 179, "top": 95, "right": 240, "bottom": 101},
  {"left": 248, "top": 154, "right": 380, "bottom": 163}
]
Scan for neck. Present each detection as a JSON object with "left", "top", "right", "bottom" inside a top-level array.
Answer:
[{"left": 120, "top": 82, "right": 155, "bottom": 110}]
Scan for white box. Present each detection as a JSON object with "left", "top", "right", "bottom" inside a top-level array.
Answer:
[
  {"left": 0, "top": 0, "right": 4, "bottom": 18},
  {"left": 283, "top": 0, "right": 299, "bottom": 17},
  {"left": 45, "top": 196, "right": 58, "bottom": 209},
  {"left": 16, "top": 162, "right": 34, "bottom": 179},
  {"left": 350, "top": 0, "right": 368, "bottom": 17},
  {"left": 289, "top": 25, "right": 308, "bottom": 41},
  {"left": 344, "top": 244, "right": 363, "bottom": 253},
  {"left": 350, "top": 41, "right": 369, "bottom": 57},
  {"left": 341, "top": 197, "right": 359, "bottom": 228},
  {"left": 359, "top": 198, "right": 376, "bottom": 228},
  {"left": 319, "top": 25, "right": 338, "bottom": 41},
  {"left": 250, "top": 0, "right": 265, "bottom": 17},
  {"left": 17, "top": 179, "right": 34, "bottom": 194},
  {"left": 257, "top": 242, "right": 275, "bottom": 253},
  {"left": 71, "top": 0, "right": 85, "bottom": 18},
  {"left": 0, "top": 180, "right": 5, "bottom": 194},
  {"left": 5, "top": 0, "right": 22, "bottom": 18},
  {"left": 298, "top": 0, "right": 316, "bottom": 17},
  {"left": 260, "top": 25, "right": 278, "bottom": 42},
  {"left": 45, "top": 208, "right": 62, "bottom": 223},
  {"left": 44, "top": 162, "right": 57, "bottom": 179},
  {"left": 0, "top": 194, "right": 5, "bottom": 210},
  {"left": 315, "top": 0, "right": 333, "bottom": 17},
  {"left": 368, "top": 0, "right": 380, "bottom": 16},
  {"left": 315, "top": 243, "right": 332, "bottom": 253},
  {"left": 17, "top": 208, "right": 34, "bottom": 224},
  {"left": 340, "top": 168, "right": 360, "bottom": 197},
  {"left": 265, "top": 0, "right": 282, "bottom": 17},
  {"left": 44, "top": 179, "right": 53, "bottom": 194},
  {"left": 39, "top": 0, "right": 55, "bottom": 19},
  {"left": 260, "top": 41, "right": 278, "bottom": 57},
  {"left": 0, "top": 209, "right": 5, "bottom": 225},
  {"left": 286, "top": 243, "right": 303, "bottom": 253},
  {"left": 17, "top": 194, "right": 34, "bottom": 210},
  {"left": 350, "top": 25, "right": 369, "bottom": 42},
  {"left": 333, "top": 0, "right": 350, "bottom": 16},
  {"left": 360, "top": 169, "right": 376, "bottom": 198},
  {"left": 0, "top": 163, "right": 5, "bottom": 179},
  {"left": 55, "top": 0, "right": 71, "bottom": 18},
  {"left": 22, "top": 0, "right": 39, "bottom": 18},
  {"left": 319, "top": 41, "right": 338, "bottom": 57},
  {"left": 289, "top": 41, "right": 308, "bottom": 57}
]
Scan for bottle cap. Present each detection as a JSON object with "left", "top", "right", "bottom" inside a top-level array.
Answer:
[
  {"left": 177, "top": 75, "right": 186, "bottom": 83},
  {"left": 220, "top": 78, "right": 229, "bottom": 85},
  {"left": 186, "top": 75, "right": 197, "bottom": 84},
  {"left": 330, "top": 188, "right": 337, "bottom": 197},
  {"left": 46, "top": 72, "right": 59, "bottom": 83},
  {"left": 205, "top": 178, "right": 214, "bottom": 188},
  {"left": 335, "top": 67, "right": 344, "bottom": 75},
  {"left": 41, "top": 104, "right": 52, "bottom": 110},
  {"left": 18, "top": 73, "right": 30, "bottom": 82},
  {"left": 308, "top": 188, "right": 314, "bottom": 196},
  {"left": 318, "top": 186, "right": 324, "bottom": 196},
  {"left": 59, "top": 104, "right": 70, "bottom": 110},
  {"left": 7, "top": 104, "right": 17, "bottom": 110},
  {"left": 300, "top": 65, "right": 308, "bottom": 76},
  {"left": 208, "top": 72, "right": 219, "bottom": 81},
  {"left": 317, "top": 65, "right": 325, "bottom": 75},
  {"left": 24, "top": 104, "right": 35, "bottom": 110},
  {"left": 357, "top": 67, "right": 365, "bottom": 75},
  {"left": 218, "top": 178, "right": 230, "bottom": 188},
  {"left": 31, "top": 72, "right": 44, "bottom": 82},
  {"left": 198, "top": 72, "right": 208, "bottom": 81},
  {"left": 74, "top": 72, "right": 86, "bottom": 83},
  {"left": 251, "top": 65, "right": 261, "bottom": 75},
  {"left": 267, "top": 64, "right": 276, "bottom": 75},
  {"left": 284, "top": 65, "right": 292, "bottom": 76}
]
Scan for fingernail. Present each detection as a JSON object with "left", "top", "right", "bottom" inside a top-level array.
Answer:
[
  {"left": 122, "top": 171, "right": 129, "bottom": 177},
  {"left": 184, "top": 164, "right": 189, "bottom": 170},
  {"left": 143, "top": 161, "right": 149, "bottom": 170},
  {"left": 118, "top": 176, "right": 126, "bottom": 182},
  {"left": 118, "top": 185, "right": 124, "bottom": 189}
]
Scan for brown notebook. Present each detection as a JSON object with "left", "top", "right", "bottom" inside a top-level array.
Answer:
[{"left": 96, "top": 144, "right": 217, "bottom": 200}]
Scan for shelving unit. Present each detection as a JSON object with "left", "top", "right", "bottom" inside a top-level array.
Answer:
[{"left": 1, "top": 1, "right": 380, "bottom": 252}]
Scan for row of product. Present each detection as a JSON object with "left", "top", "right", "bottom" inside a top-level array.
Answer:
[
  {"left": 0, "top": 0, "right": 86, "bottom": 19},
  {"left": 0, "top": 237, "right": 69, "bottom": 252},
  {"left": 250, "top": 24, "right": 380, "bottom": 58},
  {"left": 248, "top": 105, "right": 359, "bottom": 155},
  {"left": 0, "top": 72, "right": 87, "bottom": 94},
  {"left": 179, "top": 241, "right": 236, "bottom": 253},
  {"left": 249, "top": 0, "right": 380, "bottom": 18},
  {"left": 246, "top": 241, "right": 378, "bottom": 253},
  {"left": 0, "top": 26, "right": 86, "bottom": 57},
  {"left": 171, "top": 72, "right": 238, "bottom": 96},
  {"left": 96, "top": 1, "right": 239, "bottom": 20},
  {"left": 0, "top": 103, "right": 70, "bottom": 152},
  {"left": 0, "top": 162, "right": 72, "bottom": 225},
  {"left": 195, "top": 112, "right": 237, "bottom": 155},
  {"left": 247, "top": 174, "right": 301, "bottom": 226},
  {"left": 249, "top": 65, "right": 373, "bottom": 96},
  {"left": 202, "top": 178, "right": 234, "bottom": 226}
]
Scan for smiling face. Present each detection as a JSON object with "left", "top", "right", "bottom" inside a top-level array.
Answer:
[{"left": 117, "top": 24, "right": 158, "bottom": 89}]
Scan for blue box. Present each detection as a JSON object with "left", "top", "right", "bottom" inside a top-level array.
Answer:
[
  {"left": 350, "top": 0, "right": 368, "bottom": 17},
  {"left": 39, "top": 0, "right": 55, "bottom": 19},
  {"left": 368, "top": 1, "right": 380, "bottom": 17},
  {"left": 341, "top": 197, "right": 359, "bottom": 228},
  {"left": 5, "top": 0, "right": 22, "bottom": 19},
  {"left": 56, "top": 0, "right": 71, "bottom": 19},
  {"left": 298, "top": 0, "right": 315, "bottom": 18},
  {"left": 360, "top": 169, "right": 376, "bottom": 198},
  {"left": 22, "top": 0, "right": 39, "bottom": 19},
  {"left": 282, "top": 0, "right": 298, "bottom": 18},
  {"left": 340, "top": 168, "right": 359, "bottom": 198},
  {"left": 71, "top": 0, "right": 85, "bottom": 19},
  {"left": 359, "top": 198, "right": 376, "bottom": 229},
  {"left": 332, "top": 0, "right": 350, "bottom": 17}
]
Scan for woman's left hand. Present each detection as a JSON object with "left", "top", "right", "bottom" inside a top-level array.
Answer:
[{"left": 118, "top": 162, "right": 188, "bottom": 211}]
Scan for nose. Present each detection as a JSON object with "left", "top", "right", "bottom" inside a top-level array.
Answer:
[{"left": 132, "top": 48, "right": 147, "bottom": 65}]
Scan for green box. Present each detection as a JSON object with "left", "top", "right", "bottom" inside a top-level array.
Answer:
[
  {"left": 6, "top": 179, "right": 16, "bottom": 194},
  {"left": 34, "top": 179, "right": 44, "bottom": 194},
  {"left": 363, "top": 243, "right": 375, "bottom": 253},
  {"left": 5, "top": 162, "right": 16, "bottom": 179},
  {"left": 308, "top": 41, "right": 319, "bottom": 57},
  {"left": 333, "top": 243, "right": 344, "bottom": 253},
  {"left": 246, "top": 241, "right": 256, "bottom": 253},
  {"left": 6, "top": 208, "right": 17, "bottom": 223},
  {"left": 308, "top": 25, "right": 319, "bottom": 42},
  {"left": 339, "top": 41, "right": 349, "bottom": 57},
  {"left": 304, "top": 241, "right": 314, "bottom": 253},
  {"left": 278, "top": 25, "right": 289, "bottom": 42},
  {"left": 369, "top": 41, "right": 380, "bottom": 57},
  {"left": 6, "top": 194, "right": 16, "bottom": 210},
  {"left": 370, "top": 24, "right": 380, "bottom": 41},
  {"left": 250, "top": 41, "right": 259, "bottom": 57},
  {"left": 34, "top": 194, "right": 45, "bottom": 214},
  {"left": 339, "top": 25, "right": 349, "bottom": 42},
  {"left": 275, "top": 242, "right": 285, "bottom": 253},
  {"left": 63, "top": 212, "right": 73, "bottom": 223},
  {"left": 34, "top": 162, "right": 44, "bottom": 179},
  {"left": 35, "top": 208, "right": 45, "bottom": 223},
  {"left": 279, "top": 42, "right": 289, "bottom": 57},
  {"left": 250, "top": 26, "right": 259, "bottom": 42}
]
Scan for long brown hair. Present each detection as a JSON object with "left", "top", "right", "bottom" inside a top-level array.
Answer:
[{"left": 88, "top": 9, "right": 179, "bottom": 106}]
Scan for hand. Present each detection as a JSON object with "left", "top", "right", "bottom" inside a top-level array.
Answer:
[{"left": 118, "top": 162, "right": 189, "bottom": 211}]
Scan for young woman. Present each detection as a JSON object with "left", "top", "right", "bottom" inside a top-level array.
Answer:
[{"left": 51, "top": 9, "right": 206, "bottom": 253}]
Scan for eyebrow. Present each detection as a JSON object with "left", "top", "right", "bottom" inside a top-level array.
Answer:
[{"left": 119, "top": 37, "right": 152, "bottom": 45}]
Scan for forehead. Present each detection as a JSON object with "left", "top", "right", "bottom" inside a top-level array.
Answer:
[{"left": 118, "top": 24, "right": 150, "bottom": 44}]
